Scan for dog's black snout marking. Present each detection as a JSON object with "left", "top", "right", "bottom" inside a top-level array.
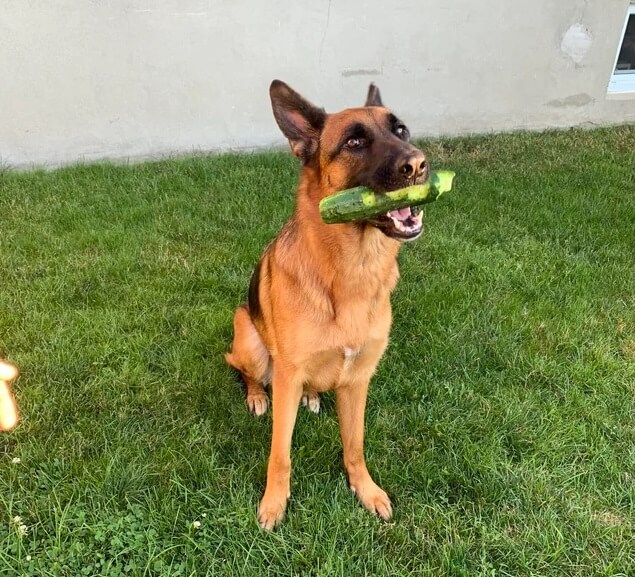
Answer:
[{"left": 398, "top": 152, "right": 427, "bottom": 180}]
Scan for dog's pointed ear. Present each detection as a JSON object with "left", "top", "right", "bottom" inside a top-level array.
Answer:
[
  {"left": 365, "top": 83, "right": 383, "bottom": 107},
  {"left": 270, "top": 80, "right": 326, "bottom": 162}
]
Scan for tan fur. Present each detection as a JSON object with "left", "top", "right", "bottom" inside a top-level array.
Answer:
[{"left": 226, "top": 83, "right": 426, "bottom": 529}]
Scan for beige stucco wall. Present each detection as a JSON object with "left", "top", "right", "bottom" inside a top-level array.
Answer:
[{"left": 1, "top": 0, "right": 634, "bottom": 168}]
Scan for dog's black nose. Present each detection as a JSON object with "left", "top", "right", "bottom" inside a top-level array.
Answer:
[{"left": 398, "top": 152, "right": 427, "bottom": 180}]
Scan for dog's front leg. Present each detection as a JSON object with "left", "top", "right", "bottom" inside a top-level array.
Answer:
[
  {"left": 258, "top": 362, "right": 303, "bottom": 530},
  {"left": 336, "top": 343, "right": 393, "bottom": 521},
  {"left": 336, "top": 381, "right": 393, "bottom": 520}
]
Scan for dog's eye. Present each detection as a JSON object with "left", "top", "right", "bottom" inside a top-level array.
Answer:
[
  {"left": 346, "top": 137, "right": 366, "bottom": 150},
  {"left": 395, "top": 125, "right": 409, "bottom": 140}
]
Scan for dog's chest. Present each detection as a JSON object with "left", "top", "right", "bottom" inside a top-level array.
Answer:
[
  {"left": 336, "top": 255, "right": 397, "bottom": 313},
  {"left": 342, "top": 346, "right": 361, "bottom": 370},
  {"left": 303, "top": 344, "right": 372, "bottom": 392}
]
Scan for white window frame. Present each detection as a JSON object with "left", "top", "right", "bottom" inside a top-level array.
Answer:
[{"left": 608, "top": 4, "right": 635, "bottom": 94}]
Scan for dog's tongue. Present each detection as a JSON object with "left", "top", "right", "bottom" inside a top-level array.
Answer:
[{"left": 390, "top": 207, "right": 411, "bottom": 221}]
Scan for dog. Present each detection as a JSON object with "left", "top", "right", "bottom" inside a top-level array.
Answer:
[{"left": 225, "top": 80, "right": 428, "bottom": 529}]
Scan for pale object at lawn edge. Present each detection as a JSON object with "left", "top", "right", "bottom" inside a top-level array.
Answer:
[{"left": 0, "top": 361, "right": 19, "bottom": 431}]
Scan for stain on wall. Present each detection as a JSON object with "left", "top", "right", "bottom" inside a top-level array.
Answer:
[{"left": 546, "top": 93, "right": 594, "bottom": 107}]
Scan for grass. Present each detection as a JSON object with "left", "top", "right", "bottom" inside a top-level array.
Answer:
[{"left": 0, "top": 126, "right": 634, "bottom": 576}]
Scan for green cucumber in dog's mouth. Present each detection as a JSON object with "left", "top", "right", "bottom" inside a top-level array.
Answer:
[{"left": 319, "top": 170, "right": 456, "bottom": 225}]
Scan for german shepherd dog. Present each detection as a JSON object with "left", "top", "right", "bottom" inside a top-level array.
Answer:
[{"left": 225, "top": 80, "right": 428, "bottom": 529}]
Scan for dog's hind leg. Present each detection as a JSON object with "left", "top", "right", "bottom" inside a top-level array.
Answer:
[
  {"left": 301, "top": 390, "right": 320, "bottom": 414},
  {"left": 225, "top": 305, "right": 271, "bottom": 416}
]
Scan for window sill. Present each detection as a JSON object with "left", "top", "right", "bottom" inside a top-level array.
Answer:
[{"left": 606, "top": 89, "right": 635, "bottom": 100}]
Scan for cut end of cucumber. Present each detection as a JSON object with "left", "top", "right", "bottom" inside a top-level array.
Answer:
[{"left": 430, "top": 171, "right": 455, "bottom": 198}]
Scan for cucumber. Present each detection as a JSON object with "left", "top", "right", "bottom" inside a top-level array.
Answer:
[{"left": 319, "top": 170, "right": 455, "bottom": 224}]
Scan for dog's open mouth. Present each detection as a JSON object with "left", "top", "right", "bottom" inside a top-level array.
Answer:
[{"left": 369, "top": 204, "right": 424, "bottom": 241}]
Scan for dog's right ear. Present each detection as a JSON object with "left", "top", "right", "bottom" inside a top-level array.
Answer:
[
  {"left": 365, "top": 83, "right": 383, "bottom": 107},
  {"left": 270, "top": 80, "right": 326, "bottom": 162}
]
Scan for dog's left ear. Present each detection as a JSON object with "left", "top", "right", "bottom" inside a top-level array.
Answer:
[
  {"left": 270, "top": 80, "right": 326, "bottom": 163},
  {"left": 365, "top": 83, "right": 383, "bottom": 107}
]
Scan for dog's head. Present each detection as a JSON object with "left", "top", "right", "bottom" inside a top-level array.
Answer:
[{"left": 270, "top": 80, "right": 428, "bottom": 241}]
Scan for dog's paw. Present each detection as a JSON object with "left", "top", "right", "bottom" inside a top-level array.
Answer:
[
  {"left": 352, "top": 481, "right": 393, "bottom": 521},
  {"left": 257, "top": 495, "right": 287, "bottom": 531},
  {"left": 301, "top": 391, "right": 320, "bottom": 414},
  {"left": 247, "top": 393, "right": 269, "bottom": 417}
]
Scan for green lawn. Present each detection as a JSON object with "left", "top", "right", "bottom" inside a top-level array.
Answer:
[{"left": 1, "top": 126, "right": 634, "bottom": 576}]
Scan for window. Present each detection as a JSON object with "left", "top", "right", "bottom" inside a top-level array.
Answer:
[{"left": 608, "top": 4, "right": 635, "bottom": 93}]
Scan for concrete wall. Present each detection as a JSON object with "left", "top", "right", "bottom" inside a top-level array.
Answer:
[{"left": 1, "top": 0, "right": 634, "bottom": 168}]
